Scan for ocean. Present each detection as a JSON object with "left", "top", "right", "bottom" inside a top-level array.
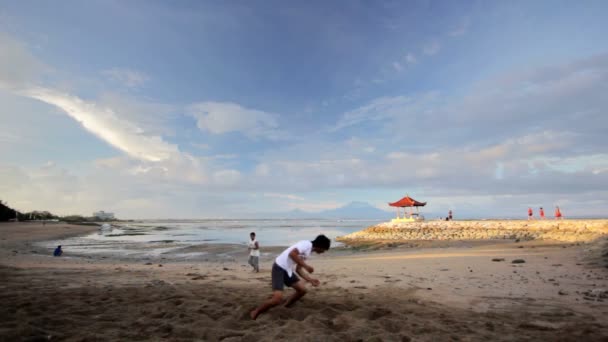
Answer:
[{"left": 40, "top": 219, "right": 380, "bottom": 259}]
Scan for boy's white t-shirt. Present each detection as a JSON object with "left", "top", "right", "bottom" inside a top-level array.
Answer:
[
  {"left": 248, "top": 239, "right": 260, "bottom": 257},
  {"left": 275, "top": 240, "right": 312, "bottom": 277}
]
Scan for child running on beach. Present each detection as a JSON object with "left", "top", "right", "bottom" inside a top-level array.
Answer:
[{"left": 250, "top": 234, "right": 331, "bottom": 320}]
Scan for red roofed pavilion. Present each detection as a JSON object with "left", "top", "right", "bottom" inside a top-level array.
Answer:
[
  {"left": 388, "top": 195, "right": 426, "bottom": 222},
  {"left": 389, "top": 195, "right": 426, "bottom": 208}
]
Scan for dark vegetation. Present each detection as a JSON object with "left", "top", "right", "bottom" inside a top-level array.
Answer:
[{"left": 0, "top": 200, "right": 115, "bottom": 223}]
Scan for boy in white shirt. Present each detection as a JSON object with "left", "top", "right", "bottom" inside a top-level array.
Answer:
[
  {"left": 248, "top": 232, "right": 260, "bottom": 272},
  {"left": 250, "top": 234, "right": 331, "bottom": 320}
]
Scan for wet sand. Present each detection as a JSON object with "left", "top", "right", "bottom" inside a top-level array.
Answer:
[{"left": 1, "top": 222, "right": 607, "bottom": 341}]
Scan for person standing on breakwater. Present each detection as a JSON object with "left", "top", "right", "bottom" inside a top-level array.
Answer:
[
  {"left": 539, "top": 207, "right": 545, "bottom": 219},
  {"left": 250, "top": 234, "right": 331, "bottom": 320},
  {"left": 528, "top": 207, "right": 534, "bottom": 220},
  {"left": 555, "top": 206, "right": 563, "bottom": 220},
  {"left": 448, "top": 210, "right": 453, "bottom": 220},
  {"left": 248, "top": 232, "right": 260, "bottom": 272}
]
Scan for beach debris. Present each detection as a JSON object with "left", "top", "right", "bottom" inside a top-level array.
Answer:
[
  {"left": 492, "top": 258, "right": 505, "bottom": 262},
  {"left": 223, "top": 267, "right": 230, "bottom": 271},
  {"left": 158, "top": 264, "right": 163, "bottom": 267},
  {"left": 145, "top": 262, "right": 153, "bottom": 265},
  {"left": 558, "top": 290, "right": 568, "bottom": 295},
  {"left": 552, "top": 264, "right": 563, "bottom": 267},
  {"left": 511, "top": 259, "right": 526, "bottom": 264}
]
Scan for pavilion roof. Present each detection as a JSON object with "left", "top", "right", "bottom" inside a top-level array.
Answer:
[{"left": 388, "top": 195, "right": 426, "bottom": 207}]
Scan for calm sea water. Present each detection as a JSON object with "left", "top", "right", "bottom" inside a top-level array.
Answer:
[{"left": 41, "top": 219, "right": 380, "bottom": 259}]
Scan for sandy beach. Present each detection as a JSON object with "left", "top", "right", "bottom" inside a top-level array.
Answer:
[{"left": 1, "top": 221, "right": 607, "bottom": 341}]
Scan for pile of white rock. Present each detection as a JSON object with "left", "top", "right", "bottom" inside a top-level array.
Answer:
[{"left": 337, "top": 219, "right": 608, "bottom": 243}]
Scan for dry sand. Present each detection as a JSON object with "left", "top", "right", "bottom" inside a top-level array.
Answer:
[{"left": 1, "top": 222, "right": 607, "bottom": 341}]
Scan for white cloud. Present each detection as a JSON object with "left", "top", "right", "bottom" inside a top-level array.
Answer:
[
  {"left": 246, "top": 130, "right": 608, "bottom": 199},
  {"left": 102, "top": 68, "right": 149, "bottom": 88},
  {"left": 189, "top": 101, "right": 284, "bottom": 140},
  {"left": 22, "top": 87, "right": 179, "bottom": 162},
  {"left": 392, "top": 61, "right": 403, "bottom": 72},
  {"left": 212, "top": 169, "right": 241, "bottom": 186},
  {"left": 0, "top": 162, "right": 82, "bottom": 213}
]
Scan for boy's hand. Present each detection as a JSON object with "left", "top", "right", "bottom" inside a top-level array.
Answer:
[
  {"left": 304, "top": 265, "right": 314, "bottom": 273},
  {"left": 309, "top": 278, "right": 320, "bottom": 287}
]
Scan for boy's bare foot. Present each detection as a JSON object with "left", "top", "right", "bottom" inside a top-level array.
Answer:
[{"left": 250, "top": 309, "right": 259, "bottom": 320}]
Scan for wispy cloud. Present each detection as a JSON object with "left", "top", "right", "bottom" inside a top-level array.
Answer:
[
  {"left": 405, "top": 53, "right": 417, "bottom": 64},
  {"left": 330, "top": 93, "right": 439, "bottom": 132},
  {"left": 22, "top": 87, "right": 179, "bottom": 162},
  {"left": 263, "top": 193, "right": 305, "bottom": 201},
  {"left": 423, "top": 41, "right": 441, "bottom": 55},
  {"left": 448, "top": 17, "right": 470, "bottom": 37}
]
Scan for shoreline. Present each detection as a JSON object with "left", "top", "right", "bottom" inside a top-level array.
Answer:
[{"left": 2, "top": 221, "right": 607, "bottom": 340}]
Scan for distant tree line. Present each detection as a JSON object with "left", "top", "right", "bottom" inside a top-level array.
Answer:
[
  {"left": 0, "top": 200, "right": 19, "bottom": 221},
  {"left": 0, "top": 200, "right": 116, "bottom": 222}
]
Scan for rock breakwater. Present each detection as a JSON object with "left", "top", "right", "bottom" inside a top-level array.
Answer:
[{"left": 337, "top": 219, "right": 608, "bottom": 244}]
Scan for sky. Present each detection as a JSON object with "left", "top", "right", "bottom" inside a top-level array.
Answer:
[{"left": 1, "top": 0, "right": 607, "bottom": 219}]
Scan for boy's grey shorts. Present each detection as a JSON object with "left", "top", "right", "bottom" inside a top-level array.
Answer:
[{"left": 271, "top": 263, "right": 299, "bottom": 290}]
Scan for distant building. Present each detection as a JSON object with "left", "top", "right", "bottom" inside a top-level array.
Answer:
[{"left": 93, "top": 211, "right": 115, "bottom": 220}]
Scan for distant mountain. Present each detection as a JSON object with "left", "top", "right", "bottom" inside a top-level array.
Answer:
[
  {"left": 316, "top": 201, "right": 393, "bottom": 219},
  {"left": 257, "top": 201, "right": 393, "bottom": 219}
]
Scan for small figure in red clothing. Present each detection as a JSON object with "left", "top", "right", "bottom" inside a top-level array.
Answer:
[
  {"left": 539, "top": 207, "right": 545, "bottom": 219},
  {"left": 528, "top": 207, "right": 533, "bottom": 220},
  {"left": 555, "top": 206, "right": 563, "bottom": 220}
]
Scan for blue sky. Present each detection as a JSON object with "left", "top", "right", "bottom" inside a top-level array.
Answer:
[{"left": 1, "top": 0, "right": 607, "bottom": 218}]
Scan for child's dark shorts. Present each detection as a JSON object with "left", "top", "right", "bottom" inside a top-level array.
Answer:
[{"left": 271, "top": 263, "right": 299, "bottom": 290}]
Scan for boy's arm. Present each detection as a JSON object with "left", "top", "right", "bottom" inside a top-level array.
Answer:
[
  {"left": 254, "top": 241, "right": 259, "bottom": 250},
  {"left": 296, "top": 265, "right": 319, "bottom": 286},
  {"left": 288, "top": 248, "right": 313, "bottom": 273}
]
